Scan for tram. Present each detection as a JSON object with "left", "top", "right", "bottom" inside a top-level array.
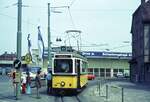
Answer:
[{"left": 52, "top": 52, "right": 88, "bottom": 95}]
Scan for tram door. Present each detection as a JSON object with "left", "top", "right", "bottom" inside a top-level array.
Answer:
[{"left": 76, "top": 60, "right": 80, "bottom": 88}]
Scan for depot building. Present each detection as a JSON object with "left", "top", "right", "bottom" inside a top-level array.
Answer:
[{"left": 82, "top": 51, "right": 131, "bottom": 78}]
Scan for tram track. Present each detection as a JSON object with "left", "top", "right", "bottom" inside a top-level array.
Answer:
[
  {"left": 74, "top": 96, "right": 82, "bottom": 102},
  {"left": 54, "top": 95, "right": 82, "bottom": 102}
]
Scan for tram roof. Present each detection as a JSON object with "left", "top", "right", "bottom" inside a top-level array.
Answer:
[{"left": 54, "top": 51, "right": 87, "bottom": 60}]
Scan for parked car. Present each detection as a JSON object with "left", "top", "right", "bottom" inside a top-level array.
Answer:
[
  {"left": 124, "top": 73, "right": 130, "bottom": 78},
  {"left": 87, "top": 74, "right": 96, "bottom": 80},
  {"left": 5, "top": 67, "right": 12, "bottom": 75},
  {"left": 116, "top": 72, "right": 124, "bottom": 78},
  {"left": 30, "top": 67, "right": 41, "bottom": 73},
  {"left": 21, "top": 72, "right": 36, "bottom": 80}
]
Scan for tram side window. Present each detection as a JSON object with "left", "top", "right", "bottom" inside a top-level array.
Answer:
[
  {"left": 54, "top": 59, "right": 73, "bottom": 73},
  {"left": 75, "top": 60, "right": 80, "bottom": 73},
  {"left": 82, "top": 61, "right": 87, "bottom": 73}
]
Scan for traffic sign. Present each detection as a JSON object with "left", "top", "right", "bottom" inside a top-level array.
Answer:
[
  {"left": 13, "top": 59, "right": 22, "bottom": 69},
  {"left": 25, "top": 53, "right": 32, "bottom": 64}
]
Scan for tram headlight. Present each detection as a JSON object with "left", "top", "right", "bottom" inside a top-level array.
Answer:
[{"left": 60, "top": 81, "right": 65, "bottom": 87}]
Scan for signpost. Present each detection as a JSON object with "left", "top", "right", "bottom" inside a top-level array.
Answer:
[
  {"left": 13, "top": 59, "right": 21, "bottom": 100},
  {"left": 25, "top": 53, "right": 32, "bottom": 64},
  {"left": 13, "top": 59, "right": 22, "bottom": 69}
]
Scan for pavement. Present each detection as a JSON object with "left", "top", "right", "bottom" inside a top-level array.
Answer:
[
  {"left": 0, "top": 75, "right": 150, "bottom": 102},
  {"left": 84, "top": 79, "right": 150, "bottom": 102}
]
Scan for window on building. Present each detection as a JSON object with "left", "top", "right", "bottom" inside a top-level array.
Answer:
[
  {"left": 100, "top": 68, "right": 105, "bottom": 77},
  {"left": 88, "top": 68, "right": 93, "bottom": 74},
  {"left": 94, "top": 68, "right": 99, "bottom": 77},
  {"left": 119, "top": 69, "right": 124, "bottom": 73},
  {"left": 106, "top": 68, "right": 111, "bottom": 77},
  {"left": 113, "top": 69, "right": 118, "bottom": 77},
  {"left": 144, "top": 24, "right": 150, "bottom": 62},
  {"left": 94, "top": 68, "right": 99, "bottom": 72}
]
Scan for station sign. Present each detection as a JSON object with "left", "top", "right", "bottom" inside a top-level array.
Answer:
[{"left": 82, "top": 51, "right": 132, "bottom": 58}]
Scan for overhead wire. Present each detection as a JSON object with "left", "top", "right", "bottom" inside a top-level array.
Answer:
[
  {"left": 109, "top": 45, "right": 131, "bottom": 51},
  {"left": 67, "top": 6, "right": 76, "bottom": 28},
  {"left": 69, "top": 0, "right": 77, "bottom": 7}
]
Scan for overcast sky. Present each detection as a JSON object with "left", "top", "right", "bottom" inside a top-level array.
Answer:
[{"left": 0, "top": 0, "right": 141, "bottom": 55}]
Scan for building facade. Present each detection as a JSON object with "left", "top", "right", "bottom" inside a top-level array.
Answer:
[
  {"left": 130, "top": 0, "right": 150, "bottom": 82},
  {"left": 82, "top": 51, "right": 131, "bottom": 78}
]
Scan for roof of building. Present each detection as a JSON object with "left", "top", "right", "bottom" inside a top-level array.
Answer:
[
  {"left": 131, "top": 1, "right": 150, "bottom": 33},
  {"left": 0, "top": 52, "right": 16, "bottom": 60}
]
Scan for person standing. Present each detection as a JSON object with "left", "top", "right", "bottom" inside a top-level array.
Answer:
[
  {"left": 35, "top": 70, "right": 41, "bottom": 98},
  {"left": 46, "top": 70, "right": 52, "bottom": 94},
  {"left": 12, "top": 69, "right": 16, "bottom": 96},
  {"left": 21, "top": 74, "right": 27, "bottom": 94},
  {"left": 26, "top": 72, "right": 31, "bottom": 94}
]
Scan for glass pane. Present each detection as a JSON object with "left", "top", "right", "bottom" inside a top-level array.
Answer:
[
  {"left": 119, "top": 69, "right": 124, "bottom": 73},
  {"left": 100, "top": 68, "right": 104, "bottom": 72},
  {"left": 94, "top": 68, "right": 99, "bottom": 72},
  {"left": 106, "top": 69, "right": 110, "bottom": 72},
  {"left": 100, "top": 68, "right": 104, "bottom": 77},
  {"left": 54, "top": 59, "right": 72, "bottom": 73}
]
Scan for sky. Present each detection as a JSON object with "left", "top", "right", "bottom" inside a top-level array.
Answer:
[{"left": 0, "top": 0, "right": 141, "bottom": 55}]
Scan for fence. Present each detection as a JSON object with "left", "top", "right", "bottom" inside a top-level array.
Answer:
[{"left": 94, "top": 78, "right": 124, "bottom": 102}]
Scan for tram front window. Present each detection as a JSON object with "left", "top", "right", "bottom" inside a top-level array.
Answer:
[{"left": 54, "top": 59, "right": 73, "bottom": 73}]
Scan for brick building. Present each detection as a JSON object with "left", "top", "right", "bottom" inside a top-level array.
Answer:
[{"left": 130, "top": 0, "right": 150, "bottom": 83}]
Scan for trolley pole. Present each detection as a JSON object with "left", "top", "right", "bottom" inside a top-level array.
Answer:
[
  {"left": 48, "top": 3, "right": 52, "bottom": 68},
  {"left": 16, "top": 0, "right": 22, "bottom": 99}
]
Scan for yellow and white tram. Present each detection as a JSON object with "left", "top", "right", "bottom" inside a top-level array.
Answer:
[{"left": 52, "top": 52, "right": 88, "bottom": 94}]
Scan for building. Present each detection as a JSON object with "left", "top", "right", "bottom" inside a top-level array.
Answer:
[
  {"left": 130, "top": 0, "right": 150, "bottom": 82},
  {"left": 0, "top": 52, "right": 16, "bottom": 69},
  {"left": 82, "top": 51, "right": 131, "bottom": 78},
  {"left": 0, "top": 52, "right": 27, "bottom": 75}
]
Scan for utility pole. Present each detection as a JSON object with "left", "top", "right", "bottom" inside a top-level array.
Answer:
[
  {"left": 15, "top": 0, "right": 22, "bottom": 99},
  {"left": 17, "top": 0, "right": 22, "bottom": 59},
  {"left": 48, "top": 3, "right": 52, "bottom": 68}
]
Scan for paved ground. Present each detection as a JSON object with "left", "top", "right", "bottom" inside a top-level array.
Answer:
[
  {"left": 0, "top": 75, "right": 150, "bottom": 102},
  {"left": 85, "top": 80, "right": 150, "bottom": 102}
]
